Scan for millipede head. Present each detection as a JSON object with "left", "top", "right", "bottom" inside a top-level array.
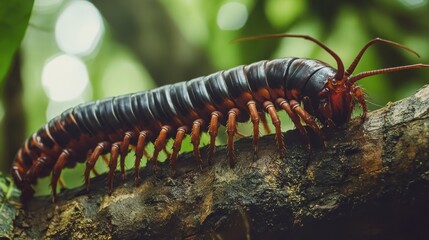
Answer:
[{"left": 325, "top": 38, "right": 429, "bottom": 126}]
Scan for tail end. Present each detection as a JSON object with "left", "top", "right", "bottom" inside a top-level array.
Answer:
[{"left": 11, "top": 165, "right": 35, "bottom": 202}]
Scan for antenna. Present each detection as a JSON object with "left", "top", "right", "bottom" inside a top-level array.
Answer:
[{"left": 346, "top": 38, "right": 420, "bottom": 77}]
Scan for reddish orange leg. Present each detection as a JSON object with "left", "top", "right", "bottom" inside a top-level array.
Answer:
[
  {"left": 58, "top": 177, "right": 67, "bottom": 189},
  {"left": 316, "top": 100, "right": 336, "bottom": 129},
  {"left": 152, "top": 126, "right": 171, "bottom": 174},
  {"left": 92, "top": 168, "right": 100, "bottom": 176},
  {"left": 143, "top": 149, "right": 151, "bottom": 159},
  {"left": 276, "top": 98, "right": 309, "bottom": 144},
  {"left": 102, "top": 155, "right": 109, "bottom": 165},
  {"left": 227, "top": 108, "right": 239, "bottom": 167},
  {"left": 163, "top": 146, "right": 171, "bottom": 156},
  {"left": 247, "top": 101, "right": 260, "bottom": 157},
  {"left": 290, "top": 100, "right": 326, "bottom": 147},
  {"left": 207, "top": 111, "right": 221, "bottom": 165},
  {"left": 27, "top": 157, "right": 49, "bottom": 182},
  {"left": 260, "top": 111, "right": 271, "bottom": 134},
  {"left": 352, "top": 85, "right": 367, "bottom": 123},
  {"left": 51, "top": 150, "right": 71, "bottom": 202},
  {"left": 85, "top": 150, "right": 100, "bottom": 176},
  {"left": 135, "top": 131, "right": 150, "bottom": 182},
  {"left": 264, "top": 101, "right": 285, "bottom": 158},
  {"left": 170, "top": 126, "right": 188, "bottom": 176},
  {"left": 191, "top": 119, "right": 204, "bottom": 170},
  {"left": 119, "top": 131, "right": 133, "bottom": 181},
  {"left": 107, "top": 142, "right": 120, "bottom": 194},
  {"left": 84, "top": 142, "right": 109, "bottom": 191}
]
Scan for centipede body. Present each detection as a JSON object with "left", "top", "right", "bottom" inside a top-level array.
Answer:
[{"left": 11, "top": 34, "right": 429, "bottom": 202}]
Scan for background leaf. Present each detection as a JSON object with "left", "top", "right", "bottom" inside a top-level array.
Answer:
[{"left": 0, "top": 0, "right": 34, "bottom": 85}]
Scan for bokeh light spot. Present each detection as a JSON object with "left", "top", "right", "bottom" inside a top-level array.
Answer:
[
  {"left": 399, "top": 0, "right": 428, "bottom": 8},
  {"left": 217, "top": 2, "right": 248, "bottom": 30},
  {"left": 55, "top": 0, "right": 104, "bottom": 56},
  {"left": 42, "top": 54, "right": 90, "bottom": 102}
]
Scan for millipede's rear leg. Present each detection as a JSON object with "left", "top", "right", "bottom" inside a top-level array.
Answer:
[
  {"left": 247, "top": 100, "right": 260, "bottom": 158},
  {"left": 51, "top": 150, "right": 71, "bottom": 202},
  {"left": 227, "top": 108, "right": 240, "bottom": 167},
  {"left": 191, "top": 119, "right": 204, "bottom": 170},
  {"left": 264, "top": 101, "right": 285, "bottom": 157},
  {"left": 207, "top": 111, "right": 221, "bottom": 165}
]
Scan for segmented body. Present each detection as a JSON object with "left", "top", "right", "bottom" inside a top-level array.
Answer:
[{"left": 11, "top": 34, "right": 428, "bottom": 201}]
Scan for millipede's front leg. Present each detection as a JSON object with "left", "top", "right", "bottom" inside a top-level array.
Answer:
[
  {"left": 58, "top": 177, "right": 67, "bottom": 189},
  {"left": 227, "top": 108, "right": 240, "bottom": 167},
  {"left": 276, "top": 98, "right": 310, "bottom": 144},
  {"left": 207, "top": 111, "right": 221, "bottom": 165},
  {"left": 290, "top": 100, "right": 326, "bottom": 147},
  {"left": 134, "top": 131, "right": 150, "bottom": 181},
  {"left": 260, "top": 110, "right": 271, "bottom": 134},
  {"left": 247, "top": 100, "right": 260, "bottom": 157},
  {"left": 316, "top": 100, "right": 336, "bottom": 129},
  {"left": 263, "top": 101, "right": 285, "bottom": 158},
  {"left": 119, "top": 131, "right": 133, "bottom": 181},
  {"left": 191, "top": 119, "right": 204, "bottom": 170},
  {"left": 352, "top": 85, "right": 367, "bottom": 123},
  {"left": 170, "top": 126, "right": 188, "bottom": 175},
  {"left": 107, "top": 142, "right": 120, "bottom": 194},
  {"left": 85, "top": 150, "right": 100, "bottom": 176},
  {"left": 152, "top": 126, "right": 171, "bottom": 174},
  {"left": 84, "top": 141, "right": 109, "bottom": 191}
]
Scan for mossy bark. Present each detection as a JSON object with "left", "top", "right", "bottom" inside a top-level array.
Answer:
[{"left": 13, "top": 85, "right": 429, "bottom": 240}]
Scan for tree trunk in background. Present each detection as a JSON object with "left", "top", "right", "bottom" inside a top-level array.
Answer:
[
  {"left": 1, "top": 52, "right": 25, "bottom": 172},
  {"left": 11, "top": 85, "right": 429, "bottom": 239},
  {"left": 91, "top": 0, "right": 214, "bottom": 87}
]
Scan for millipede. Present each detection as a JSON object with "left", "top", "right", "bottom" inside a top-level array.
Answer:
[{"left": 11, "top": 34, "right": 429, "bottom": 202}]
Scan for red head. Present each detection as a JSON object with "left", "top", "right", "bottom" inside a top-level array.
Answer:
[{"left": 316, "top": 37, "right": 428, "bottom": 126}]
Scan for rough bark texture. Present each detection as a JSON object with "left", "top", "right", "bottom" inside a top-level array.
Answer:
[{"left": 12, "top": 85, "right": 429, "bottom": 239}]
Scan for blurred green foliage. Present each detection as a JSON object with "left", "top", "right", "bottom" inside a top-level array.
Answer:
[
  {"left": 0, "top": 0, "right": 33, "bottom": 84},
  {"left": 0, "top": 0, "right": 428, "bottom": 196}
]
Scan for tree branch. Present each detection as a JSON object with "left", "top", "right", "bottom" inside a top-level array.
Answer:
[{"left": 13, "top": 85, "right": 429, "bottom": 239}]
